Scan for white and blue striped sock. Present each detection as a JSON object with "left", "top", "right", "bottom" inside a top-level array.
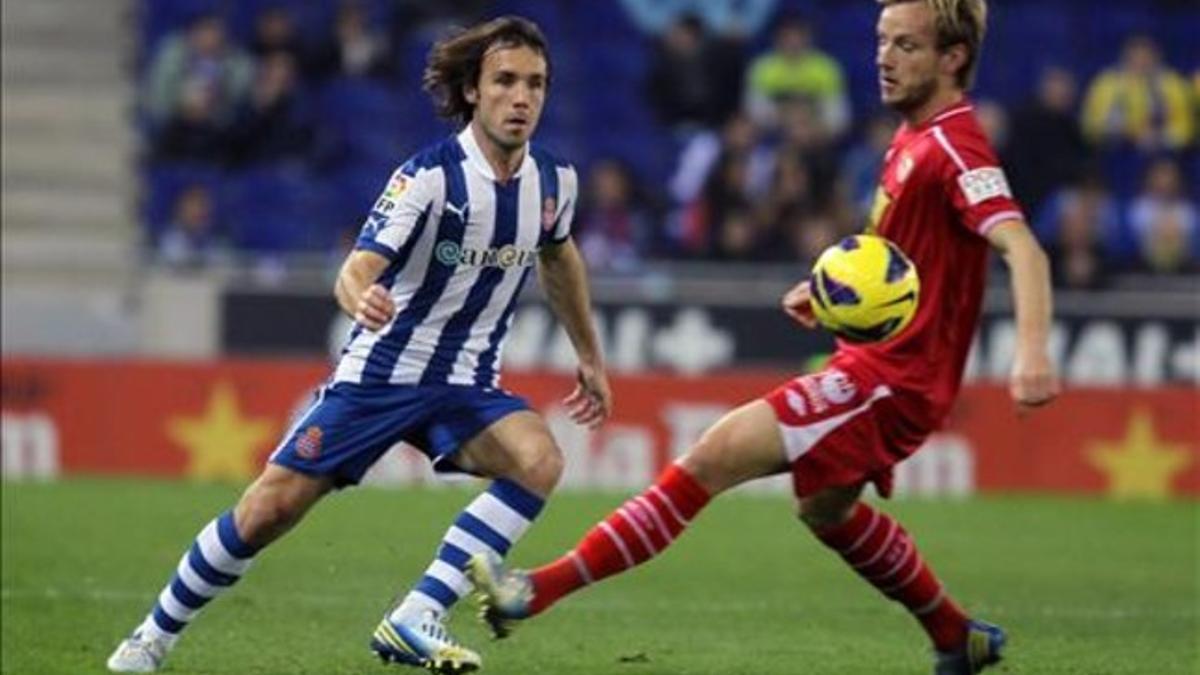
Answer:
[
  {"left": 394, "top": 478, "right": 544, "bottom": 619},
  {"left": 136, "top": 511, "right": 258, "bottom": 643}
]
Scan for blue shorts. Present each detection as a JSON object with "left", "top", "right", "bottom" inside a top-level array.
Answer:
[{"left": 269, "top": 382, "right": 530, "bottom": 487}]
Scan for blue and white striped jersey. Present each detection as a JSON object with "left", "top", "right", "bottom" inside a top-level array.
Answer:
[{"left": 334, "top": 127, "right": 578, "bottom": 388}]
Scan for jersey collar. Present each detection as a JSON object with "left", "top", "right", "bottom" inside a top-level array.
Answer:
[
  {"left": 912, "top": 98, "right": 974, "bottom": 131},
  {"left": 457, "top": 125, "right": 534, "bottom": 183}
]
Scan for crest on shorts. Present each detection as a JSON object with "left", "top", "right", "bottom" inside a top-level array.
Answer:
[
  {"left": 820, "top": 370, "right": 857, "bottom": 406},
  {"left": 541, "top": 197, "right": 557, "bottom": 231},
  {"left": 296, "top": 425, "right": 323, "bottom": 459}
]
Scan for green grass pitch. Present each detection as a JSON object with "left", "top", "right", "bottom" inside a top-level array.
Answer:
[{"left": 2, "top": 478, "right": 1197, "bottom": 674}]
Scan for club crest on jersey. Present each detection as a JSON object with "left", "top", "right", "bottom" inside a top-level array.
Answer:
[
  {"left": 542, "top": 197, "right": 557, "bottom": 231},
  {"left": 820, "top": 370, "right": 857, "bottom": 406},
  {"left": 295, "top": 425, "right": 323, "bottom": 459}
]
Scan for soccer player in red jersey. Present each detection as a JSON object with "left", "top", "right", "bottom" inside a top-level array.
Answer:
[{"left": 469, "top": 1, "right": 1059, "bottom": 673}]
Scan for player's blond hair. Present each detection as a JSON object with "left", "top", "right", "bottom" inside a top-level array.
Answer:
[{"left": 878, "top": 0, "right": 988, "bottom": 89}]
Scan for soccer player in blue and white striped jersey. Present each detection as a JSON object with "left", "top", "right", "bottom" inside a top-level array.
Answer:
[{"left": 107, "top": 16, "right": 610, "bottom": 674}]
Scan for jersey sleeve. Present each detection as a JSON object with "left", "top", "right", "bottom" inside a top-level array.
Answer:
[
  {"left": 931, "top": 126, "right": 1025, "bottom": 237},
  {"left": 355, "top": 162, "right": 435, "bottom": 259},
  {"left": 549, "top": 164, "right": 578, "bottom": 243}
]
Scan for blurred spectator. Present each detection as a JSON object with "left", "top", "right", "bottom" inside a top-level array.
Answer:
[
  {"left": 250, "top": 6, "right": 320, "bottom": 79},
  {"left": 1038, "top": 175, "right": 1119, "bottom": 289},
  {"left": 144, "top": 14, "right": 253, "bottom": 125},
  {"left": 788, "top": 211, "right": 840, "bottom": 268},
  {"left": 757, "top": 152, "right": 814, "bottom": 244},
  {"left": 679, "top": 151, "right": 752, "bottom": 257},
  {"left": 576, "top": 160, "right": 658, "bottom": 272},
  {"left": 228, "top": 52, "right": 317, "bottom": 166},
  {"left": 390, "top": 0, "right": 488, "bottom": 41},
  {"left": 744, "top": 17, "right": 850, "bottom": 139},
  {"left": 644, "top": 15, "right": 745, "bottom": 131},
  {"left": 312, "top": 1, "right": 395, "bottom": 80},
  {"left": 713, "top": 208, "right": 762, "bottom": 261},
  {"left": 839, "top": 113, "right": 898, "bottom": 221},
  {"left": 974, "top": 100, "right": 1009, "bottom": 151},
  {"left": 1127, "top": 158, "right": 1199, "bottom": 274},
  {"left": 669, "top": 113, "right": 772, "bottom": 205},
  {"left": 152, "top": 83, "right": 232, "bottom": 164},
  {"left": 771, "top": 100, "right": 839, "bottom": 211},
  {"left": 1007, "top": 67, "right": 1090, "bottom": 214},
  {"left": 158, "top": 185, "right": 226, "bottom": 268},
  {"left": 619, "top": 0, "right": 777, "bottom": 38},
  {"left": 1081, "top": 35, "right": 1195, "bottom": 151}
]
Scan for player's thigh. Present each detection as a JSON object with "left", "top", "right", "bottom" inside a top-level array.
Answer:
[
  {"left": 454, "top": 410, "right": 562, "bottom": 495},
  {"left": 678, "top": 399, "right": 790, "bottom": 496}
]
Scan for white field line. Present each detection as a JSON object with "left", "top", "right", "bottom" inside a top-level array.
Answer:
[{"left": 1, "top": 587, "right": 1196, "bottom": 620}]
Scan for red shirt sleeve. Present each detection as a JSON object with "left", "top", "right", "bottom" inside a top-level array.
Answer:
[{"left": 931, "top": 125, "right": 1025, "bottom": 237}]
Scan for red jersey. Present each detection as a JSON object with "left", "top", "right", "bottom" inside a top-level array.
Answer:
[{"left": 837, "top": 99, "right": 1024, "bottom": 428}]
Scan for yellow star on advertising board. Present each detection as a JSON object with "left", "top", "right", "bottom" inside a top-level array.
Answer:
[
  {"left": 167, "top": 382, "right": 275, "bottom": 482},
  {"left": 1086, "top": 410, "right": 1193, "bottom": 500}
]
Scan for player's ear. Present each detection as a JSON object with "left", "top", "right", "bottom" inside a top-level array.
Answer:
[
  {"left": 940, "top": 43, "right": 968, "bottom": 82},
  {"left": 463, "top": 83, "right": 479, "bottom": 106}
]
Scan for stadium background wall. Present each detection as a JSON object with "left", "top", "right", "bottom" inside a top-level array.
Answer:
[{"left": 2, "top": 358, "right": 1196, "bottom": 499}]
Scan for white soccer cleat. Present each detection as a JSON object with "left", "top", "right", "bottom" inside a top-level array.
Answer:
[
  {"left": 106, "top": 630, "right": 172, "bottom": 673},
  {"left": 370, "top": 609, "right": 481, "bottom": 674},
  {"left": 465, "top": 552, "right": 533, "bottom": 640}
]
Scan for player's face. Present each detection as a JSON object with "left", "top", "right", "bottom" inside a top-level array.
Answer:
[
  {"left": 466, "top": 45, "right": 547, "bottom": 151},
  {"left": 876, "top": 3, "right": 944, "bottom": 113}
]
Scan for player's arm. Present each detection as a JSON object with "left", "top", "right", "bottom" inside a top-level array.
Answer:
[
  {"left": 537, "top": 238, "right": 612, "bottom": 429},
  {"left": 334, "top": 250, "right": 395, "bottom": 332},
  {"left": 986, "top": 220, "right": 1060, "bottom": 410}
]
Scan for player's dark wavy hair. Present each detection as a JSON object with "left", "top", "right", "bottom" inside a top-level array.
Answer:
[{"left": 423, "top": 16, "right": 551, "bottom": 125}]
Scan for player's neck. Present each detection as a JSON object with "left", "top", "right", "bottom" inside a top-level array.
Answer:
[
  {"left": 469, "top": 121, "right": 525, "bottom": 183},
  {"left": 904, "top": 89, "right": 966, "bottom": 127}
]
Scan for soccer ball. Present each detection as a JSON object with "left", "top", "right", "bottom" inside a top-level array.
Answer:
[{"left": 809, "top": 234, "right": 920, "bottom": 343}]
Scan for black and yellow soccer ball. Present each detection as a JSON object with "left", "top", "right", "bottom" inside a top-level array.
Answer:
[{"left": 810, "top": 234, "right": 920, "bottom": 343}]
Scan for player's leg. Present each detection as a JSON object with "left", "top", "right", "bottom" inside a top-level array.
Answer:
[
  {"left": 799, "top": 486, "right": 1004, "bottom": 673},
  {"left": 468, "top": 400, "right": 788, "bottom": 636},
  {"left": 388, "top": 410, "right": 561, "bottom": 621},
  {"left": 107, "top": 465, "right": 332, "bottom": 672},
  {"left": 371, "top": 397, "right": 555, "bottom": 673}
]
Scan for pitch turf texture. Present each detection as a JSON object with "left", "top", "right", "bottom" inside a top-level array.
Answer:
[{"left": 3, "top": 479, "right": 1196, "bottom": 674}]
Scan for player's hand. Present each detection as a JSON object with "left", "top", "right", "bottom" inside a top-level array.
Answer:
[
  {"left": 782, "top": 280, "right": 819, "bottom": 329},
  {"left": 1010, "top": 348, "right": 1059, "bottom": 413},
  {"left": 563, "top": 361, "right": 612, "bottom": 431},
  {"left": 355, "top": 284, "right": 396, "bottom": 331}
]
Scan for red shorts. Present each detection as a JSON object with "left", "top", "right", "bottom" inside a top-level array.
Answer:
[{"left": 763, "top": 360, "right": 931, "bottom": 499}]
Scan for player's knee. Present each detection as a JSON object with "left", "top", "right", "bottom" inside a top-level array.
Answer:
[
  {"left": 796, "top": 496, "right": 856, "bottom": 530},
  {"left": 679, "top": 430, "right": 737, "bottom": 495},
  {"left": 235, "top": 487, "right": 306, "bottom": 546},
  {"left": 513, "top": 440, "right": 563, "bottom": 496}
]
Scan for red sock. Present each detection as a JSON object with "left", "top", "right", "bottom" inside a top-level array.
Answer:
[
  {"left": 528, "top": 464, "right": 710, "bottom": 615},
  {"left": 813, "top": 503, "right": 969, "bottom": 652}
]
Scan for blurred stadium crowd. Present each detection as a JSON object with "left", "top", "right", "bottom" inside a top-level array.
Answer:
[{"left": 139, "top": 0, "right": 1200, "bottom": 287}]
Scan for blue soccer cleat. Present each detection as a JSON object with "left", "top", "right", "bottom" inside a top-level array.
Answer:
[
  {"left": 369, "top": 609, "right": 481, "bottom": 674},
  {"left": 934, "top": 619, "right": 1007, "bottom": 674},
  {"left": 465, "top": 552, "right": 533, "bottom": 639}
]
